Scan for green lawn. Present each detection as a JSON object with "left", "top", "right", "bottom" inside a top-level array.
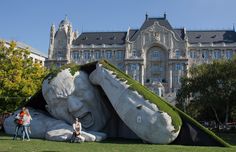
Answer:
[{"left": 0, "top": 132, "right": 235, "bottom": 152}]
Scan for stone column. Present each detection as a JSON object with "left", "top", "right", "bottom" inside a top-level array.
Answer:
[
  {"left": 125, "top": 63, "right": 129, "bottom": 74},
  {"left": 169, "top": 63, "right": 173, "bottom": 92},
  {"left": 140, "top": 64, "right": 144, "bottom": 85},
  {"left": 81, "top": 50, "right": 84, "bottom": 64}
]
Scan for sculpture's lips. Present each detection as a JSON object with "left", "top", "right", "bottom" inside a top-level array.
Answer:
[{"left": 78, "top": 112, "right": 94, "bottom": 128}]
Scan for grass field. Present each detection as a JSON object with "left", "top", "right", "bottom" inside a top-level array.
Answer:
[{"left": 0, "top": 132, "right": 235, "bottom": 152}]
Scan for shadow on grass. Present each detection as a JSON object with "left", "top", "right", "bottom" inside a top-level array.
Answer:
[
  {"left": 41, "top": 151, "right": 60, "bottom": 152},
  {"left": 216, "top": 133, "right": 236, "bottom": 145},
  {"left": 99, "top": 137, "right": 145, "bottom": 145}
]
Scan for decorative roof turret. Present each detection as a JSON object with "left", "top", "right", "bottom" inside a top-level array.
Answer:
[
  {"left": 59, "top": 15, "right": 70, "bottom": 29},
  {"left": 126, "top": 27, "right": 131, "bottom": 41},
  {"left": 183, "top": 27, "right": 188, "bottom": 41},
  {"left": 50, "top": 24, "right": 55, "bottom": 36}
]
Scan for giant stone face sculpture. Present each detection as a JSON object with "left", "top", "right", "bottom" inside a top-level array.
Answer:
[{"left": 42, "top": 69, "right": 110, "bottom": 131}]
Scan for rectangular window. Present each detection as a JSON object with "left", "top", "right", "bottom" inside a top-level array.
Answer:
[
  {"left": 175, "top": 63, "right": 182, "bottom": 71},
  {"left": 116, "top": 50, "right": 124, "bottom": 60},
  {"left": 84, "top": 50, "right": 90, "bottom": 60},
  {"left": 132, "top": 50, "right": 137, "bottom": 57},
  {"left": 189, "top": 51, "right": 196, "bottom": 58},
  {"left": 152, "top": 51, "right": 160, "bottom": 58},
  {"left": 202, "top": 50, "right": 209, "bottom": 59},
  {"left": 105, "top": 50, "right": 112, "bottom": 59},
  {"left": 226, "top": 50, "right": 233, "bottom": 59},
  {"left": 213, "top": 50, "right": 221, "bottom": 59},
  {"left": 94, "top": 51, "right": 101, "bottom": 60},
  {"left": 73, "top": 52, "right": 80, "bottom": 60},
  {"left": 176, "top": 50, "right": 181, "bottom": 59}
]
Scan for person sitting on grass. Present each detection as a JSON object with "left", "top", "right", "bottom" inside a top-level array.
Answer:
[{"left": 71, "top": 118, "right": 85, "bottom": 143}]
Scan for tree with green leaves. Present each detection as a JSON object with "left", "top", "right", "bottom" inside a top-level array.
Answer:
[
  {"left": 0, "top": 41, "right": 48, "bottom": 113},
  {"left": 177, "top": 57, "right": 236, "bottom": 125}
]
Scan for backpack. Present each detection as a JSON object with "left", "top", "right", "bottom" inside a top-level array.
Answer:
[{"left": 14, "top": 111, "right": 24, "bottom": 125}]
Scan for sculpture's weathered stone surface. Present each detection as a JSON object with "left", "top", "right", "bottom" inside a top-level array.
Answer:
[
  {"left": 42, "top": 69, "right": 110, "bottom": 131},
  {"left": 4, "top": 108, "right": 73, "bottom": 140},
  {"left": 89, "top": 64, "right": 181, "bottom": 144},
  {"left": 4, "top": 108, "right": 106, "bottom": 141}
]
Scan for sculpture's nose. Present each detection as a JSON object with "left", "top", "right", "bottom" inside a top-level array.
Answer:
[{"left": 67, "top": 96, "right": 84, "bottom": 113}]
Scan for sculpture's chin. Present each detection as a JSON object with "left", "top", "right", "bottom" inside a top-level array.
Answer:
[{"left": 79, "top": 112, "right": 94, "bottom": 128}]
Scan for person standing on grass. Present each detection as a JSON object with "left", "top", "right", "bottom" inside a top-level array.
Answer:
[
  {"left": 22, "top": 108, "right": 32, "bottom": 141},
  {"left": 13, "top": 107, "right": 25, "bottom": 140}
]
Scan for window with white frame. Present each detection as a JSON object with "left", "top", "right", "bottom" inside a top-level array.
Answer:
[
  {"left": 175, "top": 63, "right": 182, "bottom": 71},
  {"left": 94, "top": 50, "right": 101, "bottom": 60},
  {"left": 226, "top": 50, "right": 233, "bottom": 59},
  {"left": 73, "top": 52, "right": 80, "bottom": 60},
  {"left": 202, "top": 50, "right": 209, "bottom": 59},
  {"left": 175, "top": 50, "right": 181, "bottom": 59},
  {"left": 105, "top": 50, "right": 112, "bottom": 59},
  {"left": 152, "top": 51, "right": 160, "bottom": 59},
  {"left": 132, "top": 50, "right": 137, "bottom": 57},
  {"left": 189, "top": 51, "right": 196, "bottom": 58},
  {"left": 116, "top": 50, "right": 124, "bottom": 60},
  {"left": 83, "top": 50, "right": 90, "bottom": 60},
  {"left": 213, "top": 50, "right": 221, "bottom": 59}
]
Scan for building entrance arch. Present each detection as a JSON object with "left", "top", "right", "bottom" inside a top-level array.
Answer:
[{"left": 145, "top": 46, "right": 168, "bottom": 93}]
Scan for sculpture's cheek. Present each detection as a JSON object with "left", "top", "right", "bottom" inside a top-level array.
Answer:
[{"left": 67, "top": 96, "right": 84, "bottom": 113}]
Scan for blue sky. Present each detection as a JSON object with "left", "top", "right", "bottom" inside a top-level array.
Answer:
[{"left": 0, "top": 0, "right": 236, "bottom": 55}]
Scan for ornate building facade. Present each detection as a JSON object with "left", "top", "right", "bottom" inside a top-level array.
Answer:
[{"left": 45, "top": 15, "right": 236, "bottom": 101}]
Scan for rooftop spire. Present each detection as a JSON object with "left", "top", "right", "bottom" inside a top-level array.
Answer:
[
  {"left": 164, "top": 12, "right": 167, "bottom": 19},
  {"left": 145, "top": 12, "right": 148, "bottom": 20}
]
